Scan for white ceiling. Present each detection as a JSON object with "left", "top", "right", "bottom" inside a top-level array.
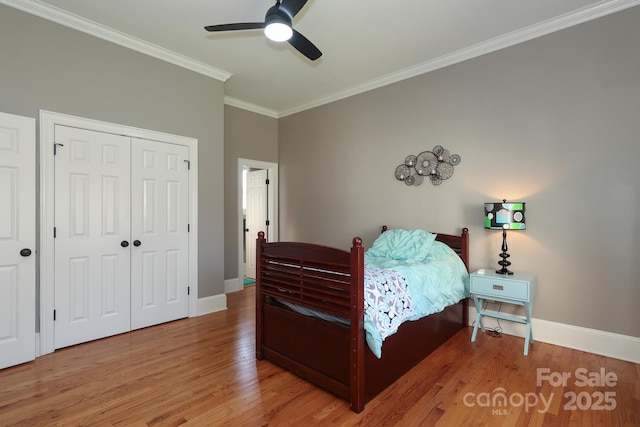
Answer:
[{"left": 3, "top": 0, "right": 639, "bottom": 117}]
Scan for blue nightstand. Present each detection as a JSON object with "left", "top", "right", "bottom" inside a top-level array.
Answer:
[{"left": 470, "top": 270, "right": 537, "bottom": 355}]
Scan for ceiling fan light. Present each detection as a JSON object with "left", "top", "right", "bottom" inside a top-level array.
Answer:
[{"left": 265, "top": 22, "right": 292, "bottom": 42}]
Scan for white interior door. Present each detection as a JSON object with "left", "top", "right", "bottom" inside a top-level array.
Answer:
[
  {"left": 245, "top": 169, "right": 268, "bottom": 279},
  {"left": 0, "top": 112, "right": 36, "bottom": 369},
  {"left": 130, "top": 139, "right": 189, "bottom": 330},
  {"left": 54, "top": 126, "right": 131, "bottom": 349}
]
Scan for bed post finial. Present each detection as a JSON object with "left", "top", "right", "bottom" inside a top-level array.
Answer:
[
  {"left": 258, "top": 231, "right": 265, "bottom": 240},
  {"left": 381, "top": 225, "right": 388, "bottom": 234},
  {"left": 352, "top": 237, "right": 362, "bottom": 247}
]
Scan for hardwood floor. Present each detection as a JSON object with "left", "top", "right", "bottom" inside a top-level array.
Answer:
[{"left": 1, "top": 286, "right": 638, "bottom": 426}]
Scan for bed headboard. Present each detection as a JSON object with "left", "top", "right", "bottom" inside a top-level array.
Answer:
[{"left": 380, "top": 225, "right": 469, "bottom": 272}]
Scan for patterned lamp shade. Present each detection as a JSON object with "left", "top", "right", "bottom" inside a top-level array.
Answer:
[{"left": 484, "top": 201, "right": 526, "bottom": 231}]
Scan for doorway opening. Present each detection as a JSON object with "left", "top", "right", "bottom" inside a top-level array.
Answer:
[{"left": 236, "top": 158, "right": 278, "bottom": 293}]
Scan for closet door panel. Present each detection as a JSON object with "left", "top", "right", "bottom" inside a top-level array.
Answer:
[
  {"left": 54, "top": 126, "right": 131, "bottom": 349},
  {"left": 131, "top": 139, "right": 189, "bottom": 330}
]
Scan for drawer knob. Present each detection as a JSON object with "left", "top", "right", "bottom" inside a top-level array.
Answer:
[{"left": 492, "top": 284, "right": 504, "bottom": 290}]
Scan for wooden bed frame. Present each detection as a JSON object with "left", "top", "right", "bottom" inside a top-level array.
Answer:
[{"left": 255, "top": 226, "right": 469, "bottom": 413}]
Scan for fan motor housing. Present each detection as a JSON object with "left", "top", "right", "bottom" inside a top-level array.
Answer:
[{"left": 266, "top": 5, "right": 292, "bottom": 25}]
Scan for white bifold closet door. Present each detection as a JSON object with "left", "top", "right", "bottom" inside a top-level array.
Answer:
[{"left": 54, "top": 126, "right": 189, "bottom": 349}]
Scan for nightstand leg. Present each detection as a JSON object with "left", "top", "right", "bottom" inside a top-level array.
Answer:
[
  {"left": 525, "top": 302, "right": 534, "bottom": 343},
  {"left": 471, "top": 313, "right": 480, "bottom": 342},
  {"left": 524, "top": 302, "right": 533, "bottom": 356},
  {"left": 471, "top": 296, "right": 484, "bottom": 342}
]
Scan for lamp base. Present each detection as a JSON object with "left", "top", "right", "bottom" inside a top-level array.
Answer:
[
  {"left": 496, "top": 266, "right": 514, "bottom": 275},
  {"left": 496, "top": 248, "right": 513, "bottom": 275},
  {"left": 496, "top": 228, "right": 514, "bottom": 275}
]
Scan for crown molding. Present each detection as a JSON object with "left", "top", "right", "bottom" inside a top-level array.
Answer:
[
  {"left": 0, "top": 0, "right": 232, "bottom": 82},
  {"left": 224, "top": 97, "right": 278, "bottom": 119},
  {"left": 278, "top": 0, "right": 640, "bottom": 117}
]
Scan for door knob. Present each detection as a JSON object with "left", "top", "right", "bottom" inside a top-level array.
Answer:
[
  {"left": 20, "top": 248, "right": 32, "bottom": 257},
  {"left": 121, "top": 240, "right": 129, "bottom": 248},
  {"left": 133, "top": 240, "right": 141, "bottom": 247}
]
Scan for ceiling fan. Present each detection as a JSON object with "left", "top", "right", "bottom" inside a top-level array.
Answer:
[{"left": 204, "top": 0, "right": 322, "bottom": 61}]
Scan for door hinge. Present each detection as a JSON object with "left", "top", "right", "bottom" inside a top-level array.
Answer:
[
  {"left": 53, "top": 310, "right": 56, "bottom": 321},
  {"left": 184, "top": 160, "right": 191, "bottom": 170},
  {"left": 266, "top": 220, "right": 270, "bottom": 226},
  {"left": 188, "top": 224, "right": 190, "bottom": 232},
  {"left": 265, "top": 178, "right": 270, "bottom": 185},
  {"left": 53, "top": 142, "right": 64, "bottom": 155},
  {"left": 54, "top": 227, "right": 57, "bottom": 238},
  {"left": 187, "top": 286, "right": 190, "bottom": 295}
]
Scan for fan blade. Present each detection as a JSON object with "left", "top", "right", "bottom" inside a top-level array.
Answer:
[
  {"left": 205, "top": 23, "right": 264, "bottom": 32},
  {"left": 288, "top": 29, "right": 322, "bottom": 60},
  {"left": 280, "top": 0, "right": 308, "bottom": 18}
]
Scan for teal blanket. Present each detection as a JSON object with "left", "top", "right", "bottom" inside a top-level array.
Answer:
[{"left": 363, "top": 239, "right": 470, "bottom": 358}]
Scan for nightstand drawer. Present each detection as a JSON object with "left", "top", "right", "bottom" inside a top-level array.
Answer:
[{"left": 470, "top": 275, "right": 529, "bottom": 301}]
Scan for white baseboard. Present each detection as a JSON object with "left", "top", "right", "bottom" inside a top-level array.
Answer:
[
  {"left": 468, "top": 306, "right": 640, "bottom": 364},
  {"left": 225, "top": 278, "right": 242, "bottom": 294},
  {"left": 197, "top": 293, "right": 227, "bottom": 316}
]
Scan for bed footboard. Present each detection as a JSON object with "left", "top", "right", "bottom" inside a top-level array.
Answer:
[{"left": 255, "top": 232, "right": 365, "bottom": 407}]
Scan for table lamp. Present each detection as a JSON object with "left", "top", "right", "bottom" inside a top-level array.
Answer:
[{"left": 484, "top": 200, "right": 526, "bottom": 275}]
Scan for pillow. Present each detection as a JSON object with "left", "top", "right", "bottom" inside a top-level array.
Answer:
[{"left": 366, "top": 229, "right": 437, "bottom": 262}]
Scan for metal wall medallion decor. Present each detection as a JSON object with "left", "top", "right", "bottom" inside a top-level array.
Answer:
[{"left": 394, "top": 145, "right": 461, "bottom": 186}]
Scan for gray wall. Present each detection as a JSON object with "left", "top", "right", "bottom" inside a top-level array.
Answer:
[
  {"left": 3, "top": 2, "right": 638, "bottom": 339},
  {"left": 278, "top": 7, "right": 640, "bottom": 338},
  {"left": 224, "top": 106, "right": 278, "bottom": 280},
  {"left": 0, "top": 5, "right": 226, "bottom": 298}
]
